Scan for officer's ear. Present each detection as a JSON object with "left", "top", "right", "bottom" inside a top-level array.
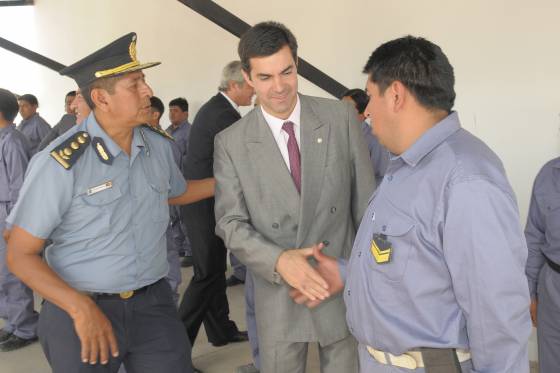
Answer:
[
  {"left": 390, "top": 81, "right": 407, "bottom": 113},
  {"left": 91, "top": 88, "right": 111, "bottom": 113}
]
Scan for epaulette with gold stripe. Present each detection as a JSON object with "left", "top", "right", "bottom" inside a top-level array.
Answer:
[
  {"left": 141, "top": 124, "right": 175, "bottom": 141},
  {"left": 50, "top": 131, "right": 91, "bottom": 170}
]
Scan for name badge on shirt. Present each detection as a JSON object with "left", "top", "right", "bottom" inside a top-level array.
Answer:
[
  {"left": 370, "top": 233, "right": 392, "bottom": 264},
  {"left": 87, "top": 181, "right": 113, "bottom": 196}
]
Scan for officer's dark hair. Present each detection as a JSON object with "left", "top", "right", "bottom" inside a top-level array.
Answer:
[
  {"left": 66, "top": 90, "right": 77, "bottom": 98},
  {"left": 363, "top": 35, "right": 455, "bottom": 112},
  {"left": 169, "top": 97, "right": 188, "bottom": 112},
  {"left": 18, "top": 93, "right": 39, "bottom": 107},
  {"left": 81, "top": 75, "right": 120, "bottom": 109},
  {"left": 238, "top": 21, "right": 298, "bottom": 73},
  {"left": 342, "top": 89, "right": 369, "bottom": 114},
  {"left": 150, "top": 96, "right": 165, "bottom": 119},
  {"left": 0, "top": 88, "right": 19, "bottom": 123}
]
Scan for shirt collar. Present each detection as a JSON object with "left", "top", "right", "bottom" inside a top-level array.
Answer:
[
  {"left": 399, "top": 111, "right": 461, "bottom": 167},
  {"left": 260, "top": 95, "right": 301, "bottom": 137},
  {"left": 84, "top": 112, "right": 146, "bottom": 160},
  {"left": 220, "top": 91, "right": 240, "bottom": 114}
]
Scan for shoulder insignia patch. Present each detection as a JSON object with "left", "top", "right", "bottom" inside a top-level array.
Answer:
[
  {"left": 50, "top": 131, "right": 90, "bottom": 170},
  {"left": 141, "top": 124, "right": 175, "bottom": 141}
]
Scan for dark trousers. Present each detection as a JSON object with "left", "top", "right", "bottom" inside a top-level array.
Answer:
[
  {"left": 38, "top": 279, "right": 193, "bottom": 373},
  {"left": 179, "top": 199, "right": 238, "bottom": 345}
]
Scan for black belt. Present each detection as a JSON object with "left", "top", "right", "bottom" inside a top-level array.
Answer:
[
  {"left": 545, "top": 255, "right": 560, "bottom": 274},
  {"left": 84, "top": 279, "right": 161, "bottom": 300}
]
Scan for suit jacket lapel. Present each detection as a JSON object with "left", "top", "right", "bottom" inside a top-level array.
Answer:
[
  {"left": 297, "top": 96, "right": 329, "bottom": 246},
  {"left": 246, "top": 110, "right": 301, "bottom": 219}
]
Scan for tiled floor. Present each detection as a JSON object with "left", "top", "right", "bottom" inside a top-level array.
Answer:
[{"left": 0, "top": 265, "right": 539, "bottom": 373}]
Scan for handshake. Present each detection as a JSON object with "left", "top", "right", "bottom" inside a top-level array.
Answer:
[{"left": 275, "top": 242, "right": 345, "bottom": 308}]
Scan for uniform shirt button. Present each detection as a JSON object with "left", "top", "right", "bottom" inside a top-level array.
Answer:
[
  {"left": 347, "top": 289, "right": 351, "bottom": 296},
  {"left": 358, "top": 252, "right": 362, "bottom": 257},
  {"left": 330, "top": 206, "right": 337, "bottom": 213},
  {"left": 382, "top": 225, "right": 387, "bottom": 232},
  {"left": 388, "top": 175, "right": 393, "bottom": 181},
  {"left": 272, "top": 223, "right": 279, "bottom": 229}
]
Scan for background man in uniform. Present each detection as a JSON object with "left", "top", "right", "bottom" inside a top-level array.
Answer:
[
  {"left": 38, "top": 91, "right": 78, "bottom": 152},
  {"left": 213, "top": 22, "right": 374, "bottom": 372},
  {"left": 167, "top": 97, "right": 193, "bottom": 267},
  {"left": 292, "top": 35, "right": 531, "bottom": 373},
  {"left": 0, "top": 88, "right": 37, "bottom": 352},
  {"left": 525, "top": 157, "right": 560, "bottom": 373},
  {"left": 179, "top": 60, "right": 252, "bottom": 348},
  {"left": 16, "top": 93, "right": 51, "bottom": 156},
  {"left": 4, "top": 33, "right": 214, "bottom": 373},
  {"left": 341, "top": 88, "right": 388, "bottom": 185}
]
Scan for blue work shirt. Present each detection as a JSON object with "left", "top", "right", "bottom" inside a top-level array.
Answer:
[
  {"left": 525, "top": 157, "right": 560, "bottom": 298},
  {"left": 344, "top": 112, "right": 531, "bottom": 373},
  {"left": 0, "top": 124, "right": 30, "bottom": 219},
  {"left": 362, "top": 120, "right": 389, "bottom": 186},
  {"left": 7, "top": 113, "right": 186, "bottom": 293},
  {"left": 166, "top": 121, "right": 191, "bottom": 171},
  {"left": 17, "top": 113, "right": 51, "bottom": 156}
]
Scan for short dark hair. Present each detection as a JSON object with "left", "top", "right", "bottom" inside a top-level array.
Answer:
[
  {"left": 18, "top": 93, "right": 38, "bottom": 107},
  {"left": 66, "top": 90, "right": 77, "bottom": 98},
  {"left": 238, "top": 21, "right": 298, "bottom": 73},
  {"left": 342, "top": 88, "right": 369, "bottom": 114},
  {"left": 81, "top": 75, "right": 120, "bottom": 109},
  {"left": 0, "top": 88, "right": 19, "bottom": 122},
  {"left": 150, "top": 96, "right": 164, "bottom": 118},
  {"left": 363, "top": 36, "right": 455, "bottom": 112},
  {"left": 169, "top": 97, "right": 188, "bottom": 112}
]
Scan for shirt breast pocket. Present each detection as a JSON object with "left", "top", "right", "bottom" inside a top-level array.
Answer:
[{"left": 369, "top": 213, "right": 415, "bottom": 282}]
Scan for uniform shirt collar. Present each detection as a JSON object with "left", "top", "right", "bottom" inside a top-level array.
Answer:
[
  {"left": 260, "top": 95, "right": 301, "bottom": 138},
  {"left": 220, "top": 91, "right": 240, "bottom": 114},
  {"left": 399, "top": 111, "right": 461, "bottom": 167}
]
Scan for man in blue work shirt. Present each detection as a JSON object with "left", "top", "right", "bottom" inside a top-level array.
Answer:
[
  {"left": 525, "top": 159, "right": 560, "bottom": 373},
  {"left": 16, "top": 94, "right": 51, "bottom": 156},
  {"left": 292, "top": 36, "right": 531, "bottom": 373},
  {"left": 4, "top": 33, "right": 213, "bottom": 373},
  {"left": 0, "top": 88, "right": 37, "bottom": 352}
]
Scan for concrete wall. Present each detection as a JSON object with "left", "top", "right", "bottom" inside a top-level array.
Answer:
[{"left": 1, "top": 0, "right": 556, "bottom": 360}]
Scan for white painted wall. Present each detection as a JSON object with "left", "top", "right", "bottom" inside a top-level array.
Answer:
[{"left": 1, "top": 0, "right": 555, "bottom": 360}]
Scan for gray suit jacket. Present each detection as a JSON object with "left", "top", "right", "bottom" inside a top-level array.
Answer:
[{"left": 214, "top": 94, "right": 375, "bottom": 346}]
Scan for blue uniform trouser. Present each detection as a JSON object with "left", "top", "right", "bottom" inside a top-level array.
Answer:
[
  {"left": 245, "top": 271, "right": 259, "bottom": 369},
  {"left": 230, "top": 252, "right": 246, "bottom": 282},
  {"left": 537, "top": 264, "right": 560, "bottom": 373},
  {"left": 0, "top": 219, "right": 38, "bottom": 339},
  {"left": 165, "top": 223, "right": 182, "bottom": 305},
  {"left": 357, "top": 344, "right": 475, "bottom": 373}
]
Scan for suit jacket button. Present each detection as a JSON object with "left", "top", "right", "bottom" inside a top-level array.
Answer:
[
  {"left": 330, "top": 206, "right": 337, "bottom": 213},
  {"left": 293, "top": 225, "right": 298, "bottom": 231},
  {"left": 272, "top": 223, "right": 279, "bottom": 229}
]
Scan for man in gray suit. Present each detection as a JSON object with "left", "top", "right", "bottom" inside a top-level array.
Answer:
[{"left": 214, "top": 21, "right": 375, "bottom": 373}]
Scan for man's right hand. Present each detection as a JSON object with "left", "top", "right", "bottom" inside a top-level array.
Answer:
[
  {"left": 275, "top": 245, "right": 330, "bottom": 301},
  {"left": 70, "top": 296, "right": 119, "bottom": 365},
  {"left": 530, "top": 299, "right": 538, "bottom": 327}
]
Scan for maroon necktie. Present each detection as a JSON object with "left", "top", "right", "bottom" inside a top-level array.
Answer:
[{"left": 282, "top": 121, "right": 301, "bottom": 193}]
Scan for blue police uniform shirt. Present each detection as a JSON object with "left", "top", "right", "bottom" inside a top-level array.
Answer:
[
  {"left": 166, "top": 121, "right": 191, "bottom": 171},
  {"left": 525, "top": 157, "right": 560, "bottom": 298},
  {"left": 343, "top": 112, "right": 531, "bottom": 372},
  {"left": 17, "top": 113, "right": 51, "bottom": 156},
  {"left": 0, "top": 124, "right": 30, "bottom": 219},
  {"left": 7, "top": 113, "right": 186, "bottom": 293},
  {"left": 361, "top": 120, "right": 389, "bottom": 186}
]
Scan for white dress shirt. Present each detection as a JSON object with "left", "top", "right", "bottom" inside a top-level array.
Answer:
[{"left": 260, "top": 96, "right": 301, "bottom": 172}]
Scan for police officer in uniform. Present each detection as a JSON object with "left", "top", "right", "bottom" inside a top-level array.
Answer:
[
  {"left": 4, "top": 33, "right": 214, "bottom": 373},
  {"left": 292, "top": 36, "right": 531, "bottom": 373},
  {"left": 525, "top": 158, "right": 560, "bottom": 373},
  {"left": 0, "top": 88, "right": 38, "bottom": 352}
]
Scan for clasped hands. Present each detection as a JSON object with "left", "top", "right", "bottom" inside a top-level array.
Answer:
[{"left": 275, "top": 242, "right": 344, "bottom": 308}]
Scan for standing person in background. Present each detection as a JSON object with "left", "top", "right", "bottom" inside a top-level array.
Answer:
[
  {"left": 167, "top": 97, "right": 193, "bottom": 268},
  {"left": 179, "top": 60, "right": 252, "bottom": 349},
  {"left": 342, "top": 88, "right": 388, "bottom": 186},
  {"left": 16, "top": 94, "right": 51, "bottom": 156},
  {"left": 38, "top": 91, "right": 78, "bottom": 152},
  {"left": 0, "top": 88, "right": 37, "bottom": 352},
  {"left": 525, "top": 158, "right": 560, "bottom": 373}
]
